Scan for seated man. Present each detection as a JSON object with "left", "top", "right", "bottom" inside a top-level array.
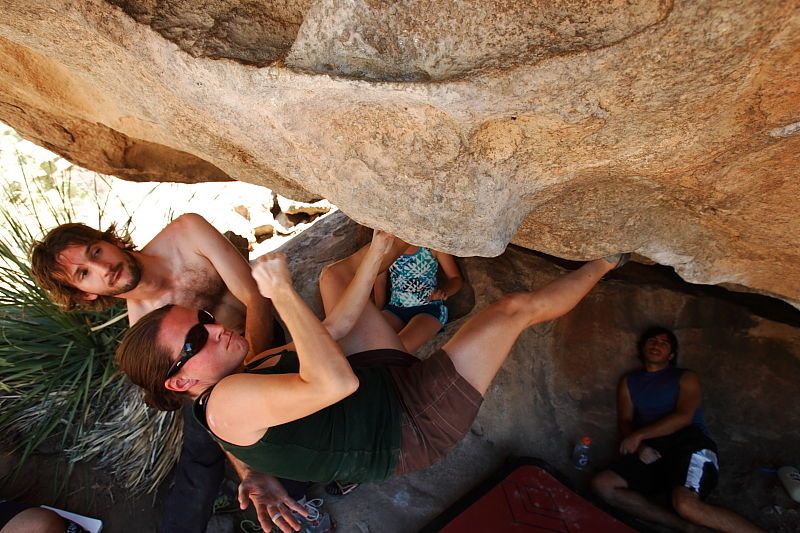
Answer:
[
  {"left": 592, "top": 327, "right": 763, "bottom": 532},
  {"left": 116, "top": 230, "right": 626, "bottom": 532},
  {"left": 29, "top": 215, "right": 310, "bottom": 533}
]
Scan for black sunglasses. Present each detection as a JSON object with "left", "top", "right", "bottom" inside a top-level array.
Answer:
[{"left": 164, "top": 309, "right": 215, "bottom": 380}]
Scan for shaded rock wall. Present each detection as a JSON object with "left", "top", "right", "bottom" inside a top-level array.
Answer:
[
  {"left": 0, "top": 1, "right": 799, "bottom": 308},
  {"left": 287, "top": 0, "right": 673, "bottom": 81},
  {"left": 106, "top": 0, "right": 313, "bottom": 66},
  {"left": 285, "top": 213, "right": 800, "bottom": 532}
]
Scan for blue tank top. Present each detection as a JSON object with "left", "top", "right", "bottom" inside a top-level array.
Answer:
[
  {"left": 626, "top": 366, "right": 709, "bottom": 435},
  {"left": 389, "top": 247, "right": 439, "bottom": 307}
]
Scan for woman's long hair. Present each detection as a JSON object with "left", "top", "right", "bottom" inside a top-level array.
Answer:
[{"left": 116, "top": 304, "right": 188, "bottom": 411}]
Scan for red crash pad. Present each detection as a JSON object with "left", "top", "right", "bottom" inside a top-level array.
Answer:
[{"left": 422, "top": 459, "right": 636, "bottom": 533}]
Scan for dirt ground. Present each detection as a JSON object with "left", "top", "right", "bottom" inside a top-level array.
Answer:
[{"left": 2, "top": 447, "right": 798, "bottom": 532}]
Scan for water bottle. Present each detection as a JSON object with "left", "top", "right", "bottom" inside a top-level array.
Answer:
[
  {"left": 778, "top": 466, "right": 800, "bottom": 503},
  {"left": 571, "top": 436, "right": 592, "bottom": 470}
]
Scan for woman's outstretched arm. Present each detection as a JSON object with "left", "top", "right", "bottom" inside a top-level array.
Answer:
[
  {"left": 373, "top": 270, "right": 389, "bottom": 310},
  {"left": 321, "top": 230, "right": 397, "bottom": 339},
  {"left": 243, "top": 231, "right": 402, "bottom": 367}
]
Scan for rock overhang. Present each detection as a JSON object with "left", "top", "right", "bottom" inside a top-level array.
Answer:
[{"left": 0, "top": 0, "right": 798, "bottom": 307}]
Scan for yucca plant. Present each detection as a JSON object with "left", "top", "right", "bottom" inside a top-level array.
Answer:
[{"left": 0, "top": 159, "right": 181, "bottom": 494}]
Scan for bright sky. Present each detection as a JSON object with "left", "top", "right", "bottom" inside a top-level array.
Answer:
[{"left": 0, "top": 122, "right": 330, "bottom": 256}]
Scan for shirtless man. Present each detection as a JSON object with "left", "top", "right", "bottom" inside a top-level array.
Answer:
[
  {"left": 30, "top": 214, "right": 309, "bottom": 533},
  {"left": 30, "top": 214, "right": 272, "bottom": 350}
]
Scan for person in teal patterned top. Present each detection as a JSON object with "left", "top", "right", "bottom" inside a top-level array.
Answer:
[
  {"left": 375, "top": 246, "right": 463, "bottom": 352},
  {"left": 117, "top": 229, "right": 628, "bottom": 533}
]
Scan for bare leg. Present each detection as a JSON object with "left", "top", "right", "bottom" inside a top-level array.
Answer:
[
  {"left": 381, "top": 310, "right": 405, "bottom": 332},
  {"left": 397, "top": 314, "right": 442, "bottom": 353},
  {"left": 672, "top": 487, "right": 764, "bottom": 533},
  {"left": 442, "top": 258, "right": 613, "bottom": 394},
  {"left": 324, "top": 235, "right": 410, "bottom": 286},
  {"left": 319, "top": 237, "right": 409, "bottom": 355},
  {"left": 592, "top": 470, "right": 696, "bottom": 532}
]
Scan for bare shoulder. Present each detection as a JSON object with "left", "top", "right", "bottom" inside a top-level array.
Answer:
[
  {"left": 148, "top": 213, "right": 211, "bottom": 242},
  {"left": 145, "top": 213, "right": 219, "bottom": 258},
  {"left": 432, "top": 250, "right": 460, "bottom": 270},
  {"left": 140, "top": 217, "right": 181, "bottom": 256},
  {"left": 127, "top": 301, "right": 146, "bottom": 325},
  {"left": 164, "top": 213, "right": 214, "bottom": 240},
  {"left": 206, "top": 374, "right": 268, "bottom": 445},
  {"left": 128, "top": 298, "right": 173, "bottom": 324},
  {"left": 617, "top": 375, "right": 631, "bottom": 398},
  {"left": 680, "top": 369, "right": 701, "bottom": 387},
  {"left": 173, "top": 212, "right": 212, "bottom": 229}
]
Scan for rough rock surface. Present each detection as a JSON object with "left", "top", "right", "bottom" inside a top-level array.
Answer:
[
  {"left": 0, "top": 1, "right": 799, "bottom": 308},
  {"left": 281, "top": 213, "right": 800, "bottom": 533}
]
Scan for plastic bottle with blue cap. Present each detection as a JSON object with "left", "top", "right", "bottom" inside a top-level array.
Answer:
[{"left": 571, "top": 435, "right": 592, "bottom": 470}]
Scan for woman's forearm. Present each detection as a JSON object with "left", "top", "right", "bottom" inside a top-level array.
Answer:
[
  {"left": 244, "top": 293, "right": 275, "bottom": 356},
  {"left": 322, "top": 245, "right": 385, "bottom": 339},
  {"left": 442, "top": 275, "right": 463, "bottom": 298},
  {"left": 373, "top": 272, "right": 388, "bottom": 311},
  {"left": 270, "top": 284, "right": 357, "bottom": 391},
  {"left": 635, "top": 412, "right": 693, "bottom": 441}
]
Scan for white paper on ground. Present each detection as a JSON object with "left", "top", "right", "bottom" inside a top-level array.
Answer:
[{"left": 40, "top": 505, "right": 103, "bottom": 533}]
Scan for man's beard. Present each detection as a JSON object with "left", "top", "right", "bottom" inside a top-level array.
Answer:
[{"left": 110, "top": 250, "right": 142, "bottom": 295}]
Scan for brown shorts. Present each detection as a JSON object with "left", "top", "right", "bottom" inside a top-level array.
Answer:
[{"left": 389, "top": 349, "right": 484, "bottom": 475}]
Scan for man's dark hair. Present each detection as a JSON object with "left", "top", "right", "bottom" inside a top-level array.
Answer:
[
  {"left": 29, "top": 222, "right": 136, "bottom": 311},
  {"left": 637, "top": 326, "right": 679, "bottom": 366}
]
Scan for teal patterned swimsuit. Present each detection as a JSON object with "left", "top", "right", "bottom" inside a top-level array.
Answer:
[{"left": 385, "top": 247, "right": 448, "bottom": 326}]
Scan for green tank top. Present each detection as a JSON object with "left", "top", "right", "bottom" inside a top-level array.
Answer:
[{"left": 193, "top": 351, "right": 402, "bottom": 483}]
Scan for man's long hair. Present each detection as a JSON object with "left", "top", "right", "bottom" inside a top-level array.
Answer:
[{"left": 29, "top": 223, "right": 136, "bottom": 311}]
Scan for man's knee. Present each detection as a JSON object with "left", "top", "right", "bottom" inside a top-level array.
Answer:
[
  {"left": 672, "top": 487, "right": 704, "bottom": 522},
  {"left": 592, "top": 469, "right": 627, "bottom": 502}
]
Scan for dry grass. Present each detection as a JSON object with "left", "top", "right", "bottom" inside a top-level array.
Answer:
[{"left": 0, "top": 168, "right": 181, "bottom": 494}]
